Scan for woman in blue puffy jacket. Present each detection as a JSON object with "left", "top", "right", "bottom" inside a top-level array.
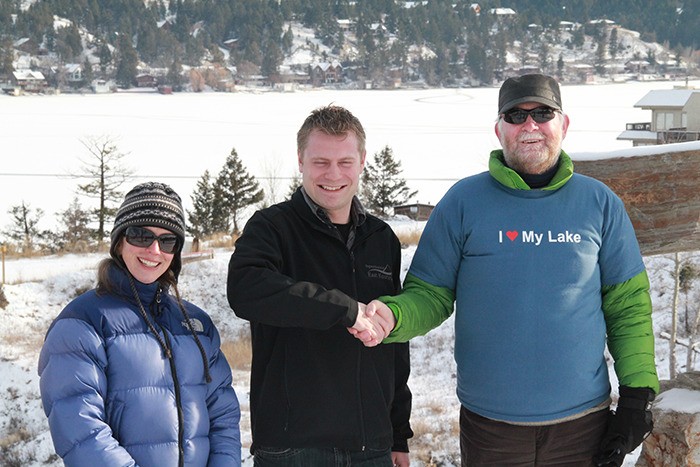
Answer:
[{"left": 38, "top": 182, "right": 241, "bottom": 466}]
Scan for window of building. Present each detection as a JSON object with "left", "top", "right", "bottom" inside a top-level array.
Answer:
[{"left": 655, "top": 112, "right": 674, "bottom": 130}]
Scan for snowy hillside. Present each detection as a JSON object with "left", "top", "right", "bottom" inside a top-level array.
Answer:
[{"left": 0, "top": 218, "right": 695, "bottom": 466}]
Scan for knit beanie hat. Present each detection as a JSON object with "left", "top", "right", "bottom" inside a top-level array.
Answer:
[{"left": 110, "top": 182, "right": 187, "bottom": 278}]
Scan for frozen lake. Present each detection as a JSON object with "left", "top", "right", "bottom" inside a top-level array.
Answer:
[{"left": 1, "top": 79, "right": 698, "bottom": 230}]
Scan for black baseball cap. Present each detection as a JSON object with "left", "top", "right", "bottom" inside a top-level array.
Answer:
[{"left": 498, "top": 74, "right": 562, "bottom": 114}]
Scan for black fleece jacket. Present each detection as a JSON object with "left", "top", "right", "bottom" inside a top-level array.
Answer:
[{"left": 227, "top": 188, "right": 413, "bottom": 454}]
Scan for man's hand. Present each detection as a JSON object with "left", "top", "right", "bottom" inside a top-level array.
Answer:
[
  {"left": 348, "top": 302, "right": 378, "bottom": 342},
  {"left": 593, "top": 386, "right": 655, "bottom": 467},
  {"left": 348, "top": 300, "right": 396, "bottom": 347},
  {"left": 391, "top": 451, "right": 409, "bottom": 467}
]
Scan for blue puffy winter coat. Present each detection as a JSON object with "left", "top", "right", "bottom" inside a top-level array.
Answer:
[{"left": 38, "top": 265, "right": 241, "bottom": 466}]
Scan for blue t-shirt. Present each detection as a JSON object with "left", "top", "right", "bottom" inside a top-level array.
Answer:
[{"left": 409, "top": 171, "right": 645, "bottom": 423}]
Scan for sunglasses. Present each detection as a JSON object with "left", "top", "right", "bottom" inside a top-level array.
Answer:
[
  {"left": 124, "top": 226, "right": 180, "bottom": 254},
  {"left": 501, "top": 106, "right": 557, "bottom": 125}
]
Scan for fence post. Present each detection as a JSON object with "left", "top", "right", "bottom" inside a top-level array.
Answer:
[{"left": 1, "top": 244, "right": 5, "bottom": 285}]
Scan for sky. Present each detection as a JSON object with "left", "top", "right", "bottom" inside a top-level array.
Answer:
[
  {"left": 2, "top": 78, "right": 699, "bottom": 235},
  {"left": 2, "top": 81, "right": 700, "bottom": 465}
]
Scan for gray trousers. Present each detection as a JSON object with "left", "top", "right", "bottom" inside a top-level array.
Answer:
[{"left": 460, "top": 405, "right": 609, "bottom": 466}]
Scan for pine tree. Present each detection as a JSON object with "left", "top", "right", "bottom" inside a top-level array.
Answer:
[
  {"left": 3, "top": 201, "right": 45, "bottom": 253},
  {"left": 116, "top": 34, "right": 138, "bottom": 88},
  {"left": 99, "top": 42, "right": 112, "bottom": 73},
  {"left": 286, "top": 172, "right": 302, "bottom": 200},
  {"left": 213, "top": 148, "right": 264, "bottom": 236},
  {"left": 166, "top": 57, "right": 184, "bottom": 90},
  {"left": 56, "top": 197, "right": 93, "bottom": 252},
  {"left": 0, "top": 39, "right": 14, "bottom": 79},
  {"left": 187, "top": 170, "right": 220, "bottom": 238},
  {"left": 361, "top": 145, "right": 417, "bottom": 218},
  {"left": 609, "top": 27, "right": 619, "bottom": 60},
  {"left": 82, "top": 57, "right": 93, "bottom": 86}
]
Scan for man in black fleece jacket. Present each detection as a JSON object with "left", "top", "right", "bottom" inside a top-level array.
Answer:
[{"left": 227, "top": 104, "right": 413, "bottom": 466}]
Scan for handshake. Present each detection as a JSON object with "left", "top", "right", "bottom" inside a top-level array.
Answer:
[{"left": 347, "top": 300, "right": 396, "bottom": 347}]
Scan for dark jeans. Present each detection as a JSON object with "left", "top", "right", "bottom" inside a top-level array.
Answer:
[
  {"left": 253, "top": 447, "right": 393, "bottom": 467},
  {"left": 460, "top": 405, "right": 609, "bottom": 466}
]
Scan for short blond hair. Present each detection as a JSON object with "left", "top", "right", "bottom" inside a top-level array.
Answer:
[{"left": 297, "top": 105, "right": 366, "bottom": 155}]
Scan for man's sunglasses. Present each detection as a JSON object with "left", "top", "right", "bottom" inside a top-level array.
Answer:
[
  {"left": 124, "top": 226, "right": 180, "bottom": 254},
  {"left": 501, "top": 106, "right": 557, "bottom": 125}
]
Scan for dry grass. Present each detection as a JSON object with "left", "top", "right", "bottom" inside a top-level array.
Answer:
[
  {"left": 409, "top": 414, "right": 460, "bottom": 466},
  {"left": 1, "top": 329, "right": 45, "bottom": 361},
  {"left": 0, "top": 413, "right": 36, "bottom": 466},
  {"left": 201, "top": 232, "right": 239, "bottom": 250},
  {"left": 396, "top": 228, "right": 423, "bottom": 246},
  {"left": 221, "top": 332, "right": 252, "bottom": 371}
]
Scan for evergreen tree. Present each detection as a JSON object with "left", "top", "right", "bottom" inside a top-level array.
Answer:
[
  {"left": 166, "top": 56, "right": 184, "bottom": 90},
  {"left": 286, "top": 172, "right": 302, "bottom": 200},
  {"left": 571, "top": 26, "right": 585, "bottom": 49},
  {"left": 188, "top": 170, "right": 220, "bottom": 238},
  {"left": 361, "top": 145, "right": 417, "bottom": 218},
  {"left": 72, "top": 136, "right": 134, "bottom": 242},
  {"left": 538, "top": 34, "right": 551, "bottom": 73},
  {"left": 282, "top": 25, "right": 294, "bottom": 53},
  {"left": 56, "top": 197, "right": 93, "bottom": 252},
  {"left": 99, "top": 42, "right": 112, "bottom": 73},
  {"left": 213, "top": 148, "right": 264, "bottom": 236},
  {"left": 594, "top": 26, "right": 607, "bottom": 75},
  {"left": 3, "top": 201, "right": 45, "bottom": 253},
  {"left": 0, "top": 39, "right": 13, "bottom": 79},
  {"left": 115, "top": 34, "right": 138, "bottom": 88},
  {"left": 82, "top": 57, "right": 93, "bottom": 86},
  {"left": 557, "top": 53, "right": 565, "bottom": 80},
  {"left": 609, "top": 27, "right": 619, "bottom": 60},
  {"left": 261, "top": 38, "right": 282, "bottom": 80}
]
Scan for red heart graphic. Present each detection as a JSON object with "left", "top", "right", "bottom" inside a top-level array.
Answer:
[{"left": 506, "top": 231, "right": 518, "bottom": 241}]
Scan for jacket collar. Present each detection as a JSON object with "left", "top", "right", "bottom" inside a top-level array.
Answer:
[
  {"left": 299, "top": 187, "right": 367, "bottom": 228},
  {"left": 108, "top": 262, "right": 162, "bottom": 305},
  {"left": 488, "top": 149, "right": 574, "bottom": 191}
]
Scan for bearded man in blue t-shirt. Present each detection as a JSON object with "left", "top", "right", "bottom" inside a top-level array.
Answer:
[{"left": 355, "top": 74, "right": 659, "bottom": 467}]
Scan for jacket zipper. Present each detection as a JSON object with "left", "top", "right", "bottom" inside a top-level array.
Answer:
[
  {"left": 326, "top": 221, "right": 377, "bottom": 450},
  {"left": 349, "top": 248, "right": 367, "bottom": 450}
]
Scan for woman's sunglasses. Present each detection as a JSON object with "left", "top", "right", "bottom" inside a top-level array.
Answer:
[
  {"left": 124, "top": 226, "right": 180, "bottom": 254},
  {"left": 501, "top": 106, "right": 557, "bottom": 125}
]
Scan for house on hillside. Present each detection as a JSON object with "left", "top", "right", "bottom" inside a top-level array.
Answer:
[
  {"left": 336, "top": 19, "right": 354, "bottom": 31},
  {"left": 222, "top": 38, "right": 239, "bottom": 51},
  {"left": 134, "top": 73, "right": 157, "bottom": 87},
  {"left": 13, "top": 37, "right": 39, "bottom": 55},
  {"left": 64, "top": 63, "right": 83, "bottom": 84},
  {"left": 91, "top": 79, "right": 115, "bottom": 93},
  {"left": 617, "top": 88, "right": 700, "bottom": 146},
  {"left": 394, "top": 203, "right": 434, "bottom": 221},
  {"left": 309, "top": 61, "right": 343, "bottom": 86},
  {"left": 489, "top": 7, "right": 516, "bottom": 17},
  {"left": 12, "top": 70, "right": 47, "bottom": 92}
]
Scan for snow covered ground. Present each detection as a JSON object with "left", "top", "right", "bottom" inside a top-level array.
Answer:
[
  {"left": 0, "top": 222, "right": 695, "bottom": 466},
  {"left": 1, "top": 81, "right": 699, "bottom": 465}
]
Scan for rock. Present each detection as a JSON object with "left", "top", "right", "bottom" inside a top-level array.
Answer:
[
  {"left": 574, "top": 148, "right": 700, "bottom": 256},
  {"left": 636, "top": 372, "right": 700, "bottom": 466}
]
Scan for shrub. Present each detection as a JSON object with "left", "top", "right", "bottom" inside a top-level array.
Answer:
[
  {"left": 221, "top": 332, "right": 252, "bottom": 371},
  {"left": 0, "top": 285, "right": 8, "bottom": 309}
]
